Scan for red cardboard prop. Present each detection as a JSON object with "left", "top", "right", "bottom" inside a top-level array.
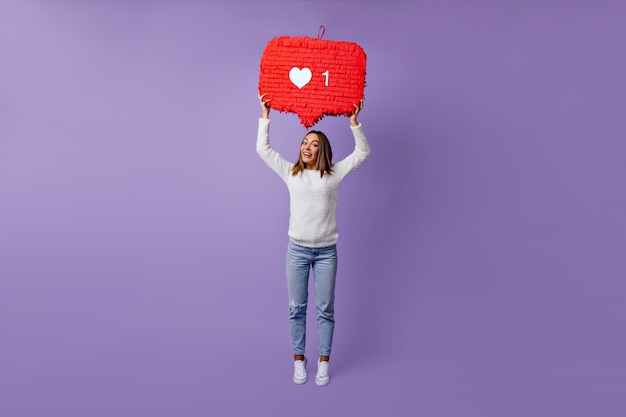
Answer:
[{"left": 259, "top": 27, "right": 367, "bottom": 128}]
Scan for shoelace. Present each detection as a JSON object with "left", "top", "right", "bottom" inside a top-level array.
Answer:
[
  {"left": 317, "top": 361, "right": 329, "bottom": 377},
  {"left": 294, "top": 360, "right": 306, "bottom": 376}
]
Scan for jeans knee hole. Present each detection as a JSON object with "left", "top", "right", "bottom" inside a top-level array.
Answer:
[{"left": 289, "top": 300, "right": 305, "bottom": 312}]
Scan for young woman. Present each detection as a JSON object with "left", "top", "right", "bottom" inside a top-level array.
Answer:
[{"left": 256, "top": 93, "right": 370, "bottom": 386}]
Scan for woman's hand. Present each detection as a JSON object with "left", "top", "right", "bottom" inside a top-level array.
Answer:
[
  {"left": 349, "top": 99, "right": 364, "bottom": 126},
  {"left": 259, "top": 93, "right": 271, "bottom": 119}
]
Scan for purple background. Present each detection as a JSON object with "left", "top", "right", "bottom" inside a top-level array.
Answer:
[{"left": 1, "top": 1, "right": 625, "bottom": 416}]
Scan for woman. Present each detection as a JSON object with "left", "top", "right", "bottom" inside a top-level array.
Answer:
[{"left": 256, "top": 93, "right": 370, "bottom": 386}]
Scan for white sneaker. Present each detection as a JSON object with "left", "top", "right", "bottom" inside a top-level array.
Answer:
[
  {"left": 293, "top": 357, "right": 307, "bottom": 384},
  {"left": 315, "top": 360, "right": 330, "bottom": 386}
]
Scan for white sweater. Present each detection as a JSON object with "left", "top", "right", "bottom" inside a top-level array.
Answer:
[{"left": 257, "top": 118, "right": 371, "bottom": 248}]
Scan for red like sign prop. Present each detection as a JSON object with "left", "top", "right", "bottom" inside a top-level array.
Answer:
[{"left": 259, "top": 32, "right": 367, "bottom": 128}]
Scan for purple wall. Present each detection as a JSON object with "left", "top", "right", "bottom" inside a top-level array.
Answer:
[{"left": 1, "top": 1, "right": 624, "bottom": 416}]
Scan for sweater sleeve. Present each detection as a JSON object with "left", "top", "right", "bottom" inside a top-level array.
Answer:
[
  {"left": 333, "top": 122, "right": 371, "bottom": 180},
  {"left": 256, "top": 118, "right": 291, "bottom": 182}
]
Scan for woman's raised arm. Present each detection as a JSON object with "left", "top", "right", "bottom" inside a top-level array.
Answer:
[{"left": 256, "top": 92, "right": 291, "bottom": 181}]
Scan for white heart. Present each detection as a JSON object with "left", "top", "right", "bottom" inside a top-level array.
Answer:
[{"left": 289, "top": 67, "right": 312, "bottom": 89}]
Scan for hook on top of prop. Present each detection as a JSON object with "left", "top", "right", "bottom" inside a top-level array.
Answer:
[{"left": 317, "top": 25, "right": 325, "bottom": 40}]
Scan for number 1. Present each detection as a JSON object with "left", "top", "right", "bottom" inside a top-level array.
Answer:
[{"left": 322, "top": 70, "right": 329, "bottom": 86}]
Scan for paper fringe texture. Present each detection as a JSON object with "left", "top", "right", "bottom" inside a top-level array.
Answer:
[{"left": 259, "top": 36, "right": 367, "bottom": 128}]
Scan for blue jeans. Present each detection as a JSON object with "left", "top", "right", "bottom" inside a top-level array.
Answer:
[{"left": 286, "top": 240, "right": 338, "bottom": 357}]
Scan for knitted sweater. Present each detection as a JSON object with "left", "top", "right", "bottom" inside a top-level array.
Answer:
[{"left": 257, "top": 118, "right": 371, "bottom": 248}]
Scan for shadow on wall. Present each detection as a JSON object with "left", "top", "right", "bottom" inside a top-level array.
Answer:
[{"left": 335, "top": 120, "right": 425, "bottom": 369}]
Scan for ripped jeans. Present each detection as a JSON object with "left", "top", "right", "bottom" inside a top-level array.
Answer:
[{"left": 286, "top": 240, "right": 337, "bottom": 357}]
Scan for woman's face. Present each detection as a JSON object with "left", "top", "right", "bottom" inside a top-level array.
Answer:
[{"left": 301, "top": 133, "right": 320, "bottom": 169}]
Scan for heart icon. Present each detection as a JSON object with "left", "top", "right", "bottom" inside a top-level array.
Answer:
[{"left": 289, "top": 67, "right": 312, "bottom": 89}]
